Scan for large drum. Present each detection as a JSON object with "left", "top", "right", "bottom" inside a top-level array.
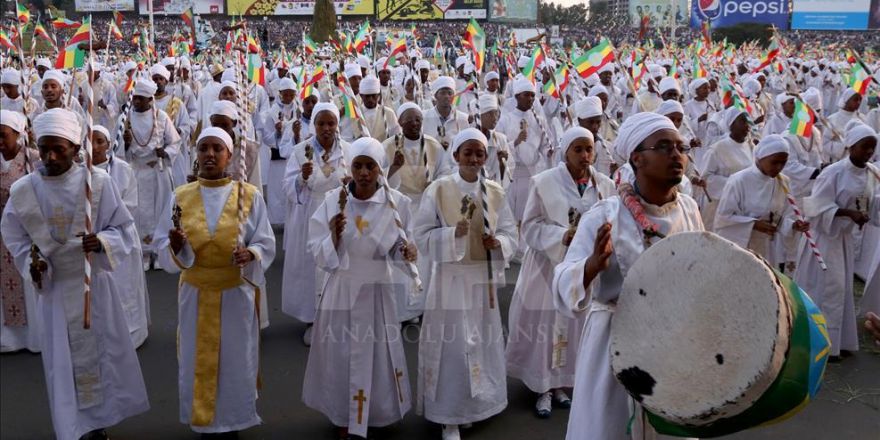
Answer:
[{"left": 610, "top": 232, "right": 830, "bottom": 438}]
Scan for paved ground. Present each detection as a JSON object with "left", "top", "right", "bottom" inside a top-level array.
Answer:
[{"left": 2, "top": 233, "right": 878, "bottom": 439}]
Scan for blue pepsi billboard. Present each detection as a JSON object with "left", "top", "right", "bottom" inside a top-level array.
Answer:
[{"left": 690, "top": 0, "right": 791, "bottom": 30}]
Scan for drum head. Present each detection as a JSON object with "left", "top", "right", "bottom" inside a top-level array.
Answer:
[{"left": 610, "top": 232, "right": 792, "bottom": 426}]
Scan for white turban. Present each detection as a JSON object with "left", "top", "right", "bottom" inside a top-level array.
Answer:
[
  {"left": 92, "top": 125, "right": 111, "bottom": 143},
  {"left": 722, "top": 106, "right": 748, "bottom": 130},
  {"left": 1, "top": 69, "right": 21, "bottom": 85},
  {"left": 360, "top": 75, "right": 381, "bottom": 95},
  {"left": 743, "top": 78, "right": 762, "bottom": 99},
  {"left": 801, "top": 87, "right": 823, "bottom": 112},
  {"left": 0, "top": 109, "right": 26, "bottom": 133},
  {"left": 575, "top": 96, "right": 603, "bottom": 119},
  {"left": 588, "top": 85, "right": 608, "bottom": 97},
  {"left": 844, "top": 120, "right": 877, "bottom": 148},
  {"left": 375, "top": 57, "right": 388, "bottom": 71},
  {"left": 149, "top": 64, "right": 170, "bottom": 81},
  {"left": 656, "top": 99, "right": 684, "bottom": 117},
  {"left": 210, "top": 100, "right": 238, "bottom": 120},
  {"left": 598, "top": 63, "right": 614, "bottom": 75},
  {"left": 478, "top": 93, "right": 498, "bottom": 114},
  {"left": 179, "top": 57, "right": 191, "bottom": 69},
  {"left": 415, "top": 59, "right": 430, "bottom": 70},
  {"left": 396, "top": 102, "right": 422, "bottom": 120},
  {"left": 688, "top": 78, "right": 710, "bottom": 97},
  {"left": 517, "top": 56, "right": 530, "bottom": 68},
  {"left": 484, "top": 71, "right": 499, "bottom": 83},
  {"left": 349, "top": 136, "right": 386, "bottom": 168},
  {"left": 837, "top": 88, "right": 859, "bottom": 109},
  {"left": 161, "top": 56, "right": 176, "bottom": 67},
  {"left": 33, "top": 108, "right": 81, "bottom": 145},
  {"left": 311, "top": 101, "right": 340, "bottom": 132},
  {"left": 613, "top": 112, "right": 676, "bottom": 160},
  {"left": 432, "top": 76, "right": 455, "bottom": 94},
  {"left": 455, "top": 56, "right": 467, "bottom": 68},
  {"left": 357, "top": 55, "right": 371, "bottom": 69},
  {"left": 344, "top": 63, "right": 362, "bottom": 79},
  {"left": 133, "top": 79, "right": 158, "bottom": 97},
  {"left": 278, "top": 77, "right": 296, "bottom": 91},
  {"left": 775, "top": 93, "right": 795, "bottom": 111},
  {"left": 649, "top": 65, "right": 665, "bottom": 78},
  {"left": 36, "top": 58, "right": 52, "bottom": 69},
  {"left": 42, "top": 70, "right": 66, "bottom": 87},
  {"left": 513, "top": 78, "right": 535, "bottom": 95},
  {"left": 220, "top": 69, "right": 236, "bottom": 83},
  {"left": 560, "top": 127, "right": 594, "bottom": 154},
  {"left": 659, "top": 77, "right": 680, "bottom": 94},
  {"left": 197, "top": 126, "right": 234, "bottom": 153},
  {"left": 452, "top": 127, "right": 488, "bottom": 153},
  {"left": 754, "top": 134, "right": 789, "bottom": 160},
  {"left": 123, "top": 61, "right": 137, "bottom": 72}
]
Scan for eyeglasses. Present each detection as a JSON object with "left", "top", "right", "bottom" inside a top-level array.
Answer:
[{"left": 637, "top": 140, "right": 691, "bottom": 155}]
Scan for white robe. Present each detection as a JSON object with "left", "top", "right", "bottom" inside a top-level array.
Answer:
[
  {"left": 496, "top": 106, "right": 553, "bottom": 222},
  {"left": 302, "top": 186, "right": 413, "bottom": 437},
  {"left": 421, "top": 106, "right": 469, "bottom": 152},
  {"left": 261, "top": 101, "right": 301, "bottom": 225},
  {"left": 155, "top": 94, "right": 193, "bottom": 188},
  {"left": 96, "top": 158, "right": 150, "bottom": 348},
  {"left": 553, "top": 193, "right": 703, "bottom": 440},
  {"left": 506, "top": 164, "right": 615, "bottom": 393},
  {"left": 154, "top": 179, "right": 276, "bottom": 433},
  {"left": 414, "top": 173, "right": 518, "bottom": 425},
  {"left": 824, "top": 110, "right": 865, "bottom": 163},
  {"left": 701, "top": 137, "right": 755, "bottom": 229},
  {"left": 281, "top": 137, "right": 352, "bottom": 323},
  {"left": 125, "top": 107, "right": 181, "bottom": 253},
  {"left": 714, "top": 166, "right": 796, "bottom": 266},
  {"left": 0, "top": 165, "right": 149, "bottom": 440},
  {"left": 794, "top": 159, "right": 880, "bottom": 356},
  {"left": 783, "top": 130, "right": 824, "bottom": 198}
]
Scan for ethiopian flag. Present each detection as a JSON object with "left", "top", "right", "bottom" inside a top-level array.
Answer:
[
  {"left": 181, "top": 8, "right": 194, "bottom": 27},
  {"left": 574, "top": 38, "right": 613, "bottom": 79},
  {"left": 52, "top": 18, "right": 81, "bottom": 30},
  {"left": 849, "top": 62, "right": 873, "bottom": 95},
  {"left": 521, "top": 45, "right": 545, "bottom": 84},
  {"left": 463, "top": 18, "right": 486, "bottom": 73},
  {"left": 66, "top": 18, "right": 91, "bottom": 47},
  {"left": 0, "top": 30, "right": 15, "bottom": 51},
  {"left": 693, "top": 56, "right": 707, "bottom": 78},
  {"left": 16, "top": 2, "right": 30, "bottom": 25},
  {"left": 303, "top": 33, "right": 318, "bottom": 55},
  {"left": 789, "top": 99, "right": 815, "bottom": 138},
  {"left": 247, "top": 53, "right": 265, "bottom": 86},
  {"left": 752, "top": 38, "right": 779, "bottom": 73},
  {"left": 55, "top": 43, "right": 86, "bottom": 69}
]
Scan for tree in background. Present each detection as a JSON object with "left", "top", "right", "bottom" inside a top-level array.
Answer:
[{"left": 311, "top": 0, "right": 337, "bottom": 43}]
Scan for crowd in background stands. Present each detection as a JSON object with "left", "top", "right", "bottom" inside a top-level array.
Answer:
[{"left": 4, "top": 13, "right": 880, "bottom": 56}]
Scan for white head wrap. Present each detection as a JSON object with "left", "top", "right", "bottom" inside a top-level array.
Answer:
[
  {"left": 742, "top": 78, "right": 762, "bottom": 99},
  {"left": 754, "top": 134, "right": 789, "bottom": 160},
  {"left": 33, "top": 108, "right": 81, "bottom": 145},
  {"left": 837, "top": 88, "right": 859, "bottom": 109},
  {"left": 220, "top": 81, "right": 237, "bottom": 94},
  {"left": 659, "top": 77, "right": 680, "bottom": 94},
  {"left": 349, "top": 137, "right": 386, "bottom": 168},
  {"left": 560, "top": 127, "right": 594, "bottom": 154},
  {"left": 432, "top": 76, "right": 455, "bottom": 94},
  {"left": 1, "top": 69, "right": 21, "bottom": 85},
  {"left": 575, "top": 96, "right": 603, "bottom": 119},
  {"left": 452, "top": 127, "right": 488, "bottom": 154},
  {"left": 598, "top": 63, "right": 614, "bottom": 75},
  {"left": 360, "top": 75, "right": 381, "bottom": 95},
  {"left": 210, "top": 100, "right": 238, "bottom": 121},
  {"left": 149, "top": 64, "right": 170, "bottom": 81},
  {"left": 613, "top": 112, "right": 677, "bottom": 160},
  {"left": 161, "top": 56, "right": 176, "bottom": 67},
  {"left": 513, "top": 78, "right": 535, "bottom": 95},
  {"left": 42, "top": 70, "right": 66, "bottom": 87},
  {"left": 656, "top": 100, "right": 684, "bottom": 117},
  {"left": 91, "top": 125, "right": 111, "bottom": 144},
  {"left": 344, "top": 63, "right": 362, "bottom": 79},
  {"left": 0, "top": 109, "right": 26, "bottom": 133},
  {"left": 197, "top": 126, "right": 234, "bottom": 153},
  {"left": 36, "top": 58, "right": 52, "bottom": 69},
  {"left": 415, "top": 59, "right": 430, "bottom": 70},
  {"left": 396, "top": 102, "right": 422, "bottom": 120},
  {"left": 375, "top": 57, "right": 389, "bottom": 71},
  {"left": 123, "top": 61, "right": 137, "bottom": 72},
  {"left": 844, "top": 120, "right": 877, "bottom": 148},
  {"left": 311, "top": 101, "right": 340, "bottom": 133},
  {"left": 484, "top": 71, "right": 499, "bottom": 83},
  {"left": 357, "top": 55, "right": 371, "bottom": 69},
  {"left": 722, "top": 106, "right": 748, "bottom": 130},
  {"left": 775, "top": 93, "right": 795, "bottom": 111},
  {"left": 479, "top": 93, "right": 498, "bottom": 114},
  {"left": 133, "top": 79, "right": 158, "bottom": 97},
  {"left": 801, "top": 87, "right": 823, "bottom": 112},
  {"left": 517, "top": 56, "right": 530, "bottom": 68},
  {"left": 278, "top": 77, "right": 296, "bottom": 91},
  {"left": 588, "top": 85, "right": 608, "bottom": 97},
  {"left": 220, "top": 69, "right": 236, "bottom": 83},
  {"left": 179, "top": 57, "right": 191, "bottom": 69}
]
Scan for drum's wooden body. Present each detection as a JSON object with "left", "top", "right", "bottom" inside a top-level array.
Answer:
[{"left": 610, "top": 232, "right": 829, "bottom": 438}]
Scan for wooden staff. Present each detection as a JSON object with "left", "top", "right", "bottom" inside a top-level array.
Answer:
[
  {"left": 776, "top": 176, "right": 826, "bottom": 271},
  {"left": 382, "top": 180, "right": 422, "bottom": 294}
]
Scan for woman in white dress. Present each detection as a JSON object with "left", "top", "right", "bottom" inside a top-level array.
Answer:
[{"left": 702, "top": 107, "right": 755, "bottom": 229}]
